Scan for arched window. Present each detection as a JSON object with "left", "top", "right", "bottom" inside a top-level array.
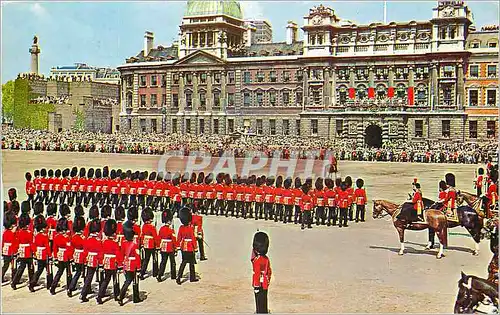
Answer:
[{"left": 357, "top": 84, "right": 367, "bottom": 100}]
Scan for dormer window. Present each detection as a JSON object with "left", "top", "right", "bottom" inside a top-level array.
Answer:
[
  {"left": 488, "top": 41, "right": 498, "bottom": 48},
  {"left": 471, "top": 42, "right": 480, "bottom": 48}
]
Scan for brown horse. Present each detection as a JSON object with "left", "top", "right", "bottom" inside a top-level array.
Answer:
[
  {"left": 372, "top": 199, "right": 448, "bottom": 259},
  {"left": 457, "top": 191, "right": 486, "bottom": 218}
]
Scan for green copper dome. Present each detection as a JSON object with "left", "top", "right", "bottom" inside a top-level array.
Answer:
[{"left": 185, "top": 0, "right": 243, "bottom": 19}]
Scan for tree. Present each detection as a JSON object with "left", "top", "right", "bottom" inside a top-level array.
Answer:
[{"left": 2, "top": 80, "right": 15, "bottom": 122}]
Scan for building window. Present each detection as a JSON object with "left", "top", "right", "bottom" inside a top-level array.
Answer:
[
  {"left": 469, "top": 121, "right": 477, "bottom": 139},
  {"left": 257, "top": 92, "right": 263, "bottom": 105},
  {"left": 186, "top": 92, "right": 192, "bottom": 108},
  {"left": 256, "top": 119, "right": 263, "bottom": 135},
  {"left": 199, "top": 92, "right": 206, "bottom": 109},
  {"left": 213, "top": 91, "right": 220, "bottom": 108},
  {"left": 270, "top": 71, "right": 277, "bottom": 82},
  {"left": 283, "top": 71, "right": 290, "bottom": 82},
  {"left": 162, "top": 94, "right": 166, "bottom": 106},
  {"left": 311, "top": 119, "right": 318, "bottom": 136},
  {"left": 487, "top": 121, "right": 496, "bottom": 138},
  {"left": 443, "top": 85, "right": 453, "bottom": 106},
  {"left": 151, "top": 75, "right": 158, "bottom": 86},
  {"left": 172, "top": 94, "right": 179, "bottom": 108},
  {"left": 161, "top": 75, "right": 166, "bottom": 87},
  {"left": 469, "top": 90, "right": 478, "bottom": 106},
  {"left": 243, "top": 92, "right": 251, "bottom": 106},
  {"left": 140, "top": 94, "right": 146, "bottom": 107},
  {"left": 297, "top": 70, "right": 303, "bottom": 81},
  {"left": 283, "top": 119, "right": 290, "bottom": 135},
  {"left": 227, "top": 93, "right": 235, "bottom": 107},
  {"left": 228, "top": 119, "right": 235, "bottom": 133},
  {"left": 487, "top": 90, "right": 497, "bottom": 106},
  {"left": 228, "top": 71, "right": 235, "bottom": 84},
  {"left": 214, "top": 73, "right": 221, "bottom": 84},
  {"left": 126, "top": 93, "right": 133, "bottom": 108},
  {"left": 442, "top": 120, "right": 451, "bottom": 138},
  {"left": 172, "top": 119, "right": 178, "bottom": 133},
  {"left": 296, "top": 91, "right": 303, "bottom": 105},
  {"left": 139, "top": 75, "right": 147, "bottom": 87},
  {"left": 243, "top": 71, "right": 251, "bottom": 83},
  {"left": 296, "top": 120, "right": 301, "bottom": 136},
  {"left": 313, "top": 90, "right": 321, "bottom": 105},
  {"left": 283, "top": 91, "right": 290, "bottom": 105},
  {"left": 487, "top": 65, "right": 497, "bottom": 78},
  {"left": 469, "top": 65, "right": 479, "bottom": 78},
  {"left": 415, "top": 120, "right": 423, "bottom": 137},
  {"left": 213, "top": 119, "right": 219, "bottom": 134},
  {"left": 257, "top": 71, "right": 264, "bottom": 82},
  {"left": 199, "top": 119, "right": 205, "bottom": 134},
  {"left": 186, "top": 119, "right": 191, "bottom": 134},
  {"left": 151, "top": 119, "right": 157, "bottom": 133},
  {"left": 471, "top": 42, "right": 480, "bottom": 49},
  {"left": 336, "top": 120, "right": 343, "bottom": 136},
  {"left": 489, "top": 42, "right": 498, "bottom": 48},
  {"left": 269, "top": 119, "right": 276, "bottom": 135},
  {"left": 186, "top": 73, "right": 193, "bottom": 85},
  {"left": 269, "top": 91, "right": 276, "bottom": 105},
  {"left": 140, "top": 119, "right": 147, "bottom": 132},
  {"left": 200, "top": 73, "right": 207, "bottom": 84},
  {"left": 173, "top": 74, "right": 179, "bottom": 85},
  {"left": 150, "top": 94, "right": 157, "bottom": 107}
]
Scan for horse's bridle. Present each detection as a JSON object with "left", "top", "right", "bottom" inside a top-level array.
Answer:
[{"left": 372, "top": 202, "right": 391, "bottom": 219}]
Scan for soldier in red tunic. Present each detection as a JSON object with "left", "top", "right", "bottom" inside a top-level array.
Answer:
[
  {"left": 11, "top": 213, "right": 34, "bottom": 290},
  {"left": 192, "top": 206, "right": 207, "bottom": 261},
  {"left": 25, "top": 172, "right": 36, "bottom": 208},
  {"left": 444, "top": 173, "right": 458, "bottom": 220},
  {"left": 29, "top": 215, "right": 52, "bottom": 291},
  {"left": 68, "top": 216, "right": 86, "bottom": 297},
  {"left": 194, "top": 172, "right": 205, "bottom": 214},
  {"left": 46, "top": 169, "right": 55, "bottom": 205},
  {"left": 214, "top": 173, "right": 226, "bottom": 216},
  {"left": 293, "top": 177, "right": 303, "bottom": 224},
  {"left": 314, "top": 178, "right": 326, "bottom": 225},
  {"left": 59, "top": 168, "right": 71, "bottom": 205},
  {"left": 84, "top": 205, "right": 100, "bottom": 238},
  {"left": 2, "top": 211, "right": 18, "bottom": 283},
  {"left": 176, "top": 207, "right": 199, "bottom": 284},
  {"left": 50, "top": 169, "right": 62, "bottom": 205},
  {"left": 225, "top": 175, "right": 236, "bottom": 217},
  {"left": 97, "top": 219, "right": 123, "bottom": 304},
  {"left": 33, "top": 169, "right": 42, "bottom": 203},
  {"left": 354, "top": 178, "right": 367, "bottom": 222},
  {"left": 324, "top": 178, "right": 337, "bottom": 226},
  {"left": 301, "top": 183, "right": 313, "bottom": 230},
  {"left": 254, "top": 176, "right": 265, "bottom": 220},
  {"left": 157, "top": 209, "right": 177, "bottom": 282},
  {"left": 76, "top": 168, "right": 87, "bottom": 207},
  {"left": 67, "top": 167, "right": 79, "bottom": 207},
  {"left": 252, "top": 231, "right": 272, "bottom": 314},
  {"left": 282, "top": 177, "right": 294, "bottom": 224},
  {"left": 475, "top": 167, "right": 485, "bottom": 197},
  {"left": 80, "top": 219, "right": 102, "bottom": 302},
  {"left": 235, "top": 176, "right": 245, "bottom": 218},
  {"left": 118, "top": 221, "right": 143, "bottom": 305},
  {"left": 140, "top": 207, "right": 159, "bottom": 279},
  {"left": 345, "top": 176, "right": 355, "bottom": 221},
  {"left": 39, "top": 168, "right": 49, "bottom": 204},
  {"left": 486, "top": 169, "right": 498, "bottom": 218},
  {"left": 274, "top": 176, "right": 284, "bottom": 222},
  {"left": 50, "top": 218, "right": 74, "bottom": 295},
  {"left": 115, "top": 206, "right": 125, "bottom": 245},
  {"left": 338, "top": 182, "right": 349, "bottom": 228}
]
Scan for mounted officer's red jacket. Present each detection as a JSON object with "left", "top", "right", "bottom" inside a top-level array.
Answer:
[
  {"left": 252, "top": 254, "right": 272, "bottom": 290},
  {"left": 158, "top": 225, "right": 177, "bottom": 253},
  {"left": 177, "top": 225, "right": 197, "bottom": 252}
]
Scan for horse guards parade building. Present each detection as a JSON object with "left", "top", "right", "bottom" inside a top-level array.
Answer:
[{"left": 19, "top": 0, "right": 499, "bottom": 146}]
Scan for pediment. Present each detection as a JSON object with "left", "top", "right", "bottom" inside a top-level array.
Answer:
[{"left": 174, "top": 50, "right": 226, "bottom": 65}]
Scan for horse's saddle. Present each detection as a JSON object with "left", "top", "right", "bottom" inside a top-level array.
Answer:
[{"left": 396, "top": 202, "right": 427, "bottom": 224}]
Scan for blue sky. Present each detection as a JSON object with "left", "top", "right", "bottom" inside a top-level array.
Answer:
[{"left": 1, "top": 1, "right": 499, "bottom": 83}]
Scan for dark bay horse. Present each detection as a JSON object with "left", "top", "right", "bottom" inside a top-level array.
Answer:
[
  {"left": 457, "top": 191, "right": 486, "bottom": 218},
  {"left": 454, "top": 272, "right": 498, "bottom": 313},
  {"left": 372, "top": 199, "right": 448, "bottom": 258}
]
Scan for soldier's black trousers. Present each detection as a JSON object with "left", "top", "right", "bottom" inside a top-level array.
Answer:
[
  {"left": 141, "top": 249, "right": 158, "bottom": 278},
  {"left": 327, "top": 206, "right": 337, "bottom": 225},
  {"left": 30, "top": 259, "right": 47, "bottom": 287},
  {"left": 68, "top": 263, "right": 84, "bottom": 292},
  {"left": 477, "top": 187, "right": 482, "bottom": 197},
  {"left": 50, "top": 261, "right": 71, "bottom": 291},
  {"left": 316, "top": 207, "right": 326, "bottom": 225},
  {"left": 275, "top": 204, "right": 283, "bottom": 222},
  {"left": 205, "top": 199, "right": 214, "bottom": 215},
  {"left": 2, "top": 255, "right": 14, "bottom": 281},
  {"left": 355, "top": 205, "right": 366, "bottom": 222},
  {"left": 119, "top": 270, "right": 137, "bottom": 301},
  {"left": 255, "top": 203, "right": 264, "bottom": 219},
  {"left": 284, "top": 205, "right": 293, "bottom": 223},
  {"left": 214, "top": 199, "right": 225, "bottom": 215},
  {"left": 264, "top": 203, "right": 273, "bottom": 220},
  {"left": 98, "top": 269, "right": 118, "bottom": 299},
  {"left": 236, "top": 201, "right": 244, "bottom": 217},
  {"left": 80, "top": 267, "right": 97, "bottom": 299},
  {"left": 27, "top": 194, "right": 35, "bottom": 208},
  {"left": 339, "top": 207, "right": 348, "bottom": 227},
  {"left": 226, "top": 201, "right": 235, "bottom": 217},
  {"left": 158, "top": 252, "right": 176, "bottom": 279},
  {"left": 301, "top": 210, "right": 312, "bottom": 228},
  {"left": 244, "top": 202, "right": 253, "bottom": 218},
  {"left": 254, "top": 287, "right": 269, "bottom": 314},
  {"left": 177, "top": 251, "right": 196, "bottom": 281},
  {"left": 12, "top": 257, "right": 33, "bottom": 286},
  {"left": 348, "top": 205, "right": 354, "bottom": 221},
  {"left": 294, "top": 205, "right": 302, "bottom": 224},
  {"left": 197, "top": 238, "right": 206, "bottom": 259}
]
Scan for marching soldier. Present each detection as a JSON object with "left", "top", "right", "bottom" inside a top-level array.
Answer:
[
  {"left": 214, "top": 173, "right": 226, "bottom": 216},
  {"left": 314, "top": 178, "right": 326, "bottom": 225},
  {"left": 140, "top": 207, "right": 159, "bottom": 280},
  {"left": 84, "top": 205, "right": 100, "bottom": 237},
  {"left": 115, "top": 206, "right": 126, "bottom": 244},
  {"left": 324, "top": 178, "right": 336, "bottom": 226},
  {"left": 59, "top": 168, "right": 71, "bottom": 205},
  {"left": 301, "top": 184, "right": 313, "bottom": 230},
  {"left": 157, "top": 209, "right": 177, "bottom": 282},
  {"left": 76, "top": 168, "right": 87, "bottom": 206},
  {"left": 2, "top": 211, "right": 18, "bottom": 283},
  {"left": 475, "top": 168, "right": 485, "bottom": 197},
  {"left": 354, "top": 178, "right": 367, "bottom": 222},
  {"left": 25, "top": 172, "right": 36, "bottom": 208},
  {"left": 282, "top": 177, "right": 294, "bottom": 224},
  {"left": 68, "top": 167, "right": 79, "bottom": 207},
  {"left": 176, "top": 207, "right": 199, "bottom": 284},
  {"left": 68, "top": 216, "right": 86, "bottom": 297},
  {"left": 252, "top": 231, "right": 272, "bottom": 314},
  {"left": 225, "top": 175, "right": 236, "bottom": 217},
  {"left": 11, "top": 213, "right": 34, "bottom": 290},
  {"left": 204, "top": 173, "right": 216, "bottom": 215},
  {"left": 244, "top": 176, "right": 256, "bottom": 219},
  {"left": 338, "top": 182, "right": 349, "bottom": 228},
  {"left": 192, "top": 206, "right": 207, "bottom": 261},
  {"left": 345, "top": 176, "right": 355, "bottom": 221},
  {"left": 29, "top": 215, "right": 52, "bottom": 291},
  {"left": 486, "top": 169, "right": 498, "bottom": 218},
  {"left": 97, "top": 219, "right": 123, "bottom": 304},
  {"left": 254, "top": 176, "right": 265, "bottom": 220},
  {"left": 80, "top": 219, "right": 102, "bottom": 302},
  {"left": 274, "top": 176, "right": 284, "bottom": 222},
  {"left": 118, "top": 221, "right": 143, "bottom": 305},
  {"left": 50, "top": 218, "right": 74, "bottom": 295}
]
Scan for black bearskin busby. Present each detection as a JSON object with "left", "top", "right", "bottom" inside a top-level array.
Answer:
[
  {"left": 34, "top": 215, "right": 47, "bottom": 232},
  {"left": 95, "top": 168, "right": 102, "bottom": 179},
  {"left": 439, "top": 180, "right": 447, "bottom": 191},
  {"left": 18, "top": 214, "right": 30, "bottom": 229},
  {"left": 490, "top": 169, "right": 499, "bottom": 183},
  {"left": 55, "top": 169, "right": 61, "bottom": 178},
  {"left": 325, "top": 178, "right": 334, "bottom": 189},
  {"left": 205, "top": 173, "right": 214, "bottom": 185},
  {"left": 33, "top": 201, "right": 44, "bottom": 216},
  {"left": 256, "top": 176, "right": 263, "bottom": 187},
  {"left": 110, "top": 169, "right": 117, "bottom": 180},
  {"left": 3, "top": 211, "right": 17, "bottom": 229},
  {"left": 197, "top": 172, "right": 205, "bottom": 184},
  {"left": 25, "top": 172, "right": 32, "bottom": 181},
  {"left": 88, "top": 219, "right": 101, "bottom": 234},
  {"left": 101, "top": 204, "right": 112, "bottom": 219},
  {"left": 224, "top": 174, "right": 232, "bottom": 185},
  {"left": 149, "top": 172, "right": 157, "bottom": 181},
  {"left": 143, "top": 171, "right": 149, "bottom": 180},
  {"left": 41, "top": 168, "right": 47, "bottom": 177},
  {"left": 340, "top": 181, "right": 347, "bottom": 191},
  {"left": 104, "top": 219, "right": 117, "bottom": 237},
  {"left": 73, "top": 216, "right": 85, "bottom": 234},
  {"left": 46, "top": 203, "right": 57, "bottom": 216},
  {"left": 48, "top": 169, "right": 54, "bottom": 178},
  {"left": 126, "top": 170, "right": 132, "bottom": 179},
  {"left": 70, "top": 167, "right": 78, "bottom": 178},
  {"left": 415, "top": 183, "right": 421, "bottom": 189},
  {"left": 141, "top": 207, "right": 154, "bottom": 223},
  {"left": 62, "top": 168, "right": 70, "bottom": 178},
  {"left": 60, "top": 204, "right": 71, "bottom": 217},
  {"left": 89, "top": 205, "right": 99, "bottom": 220},
  {"left": 305, "top": 178, "right": 313, "bottom": 188},
  {"left": 232, "top": 174, "right": 239, "bottom": 184},
  {"left": 190, "top": 172, "right": 197, "bottom": 184},
  {"left": 8, "top": 188, "right": 17, "bottom": 201},
  {"left": 301, "top": 184, "right": 310, "bottom": 195},
  {"left": 123, "top": 221, "right": 135, "bottom": 241},
  {"left": 315, "top": 178, "right": 324, "bottom": 191},
  {"left": 284, "top": 177, "right": 292, "bottom": 189},
  {"left": 157, "top": 172, "right": 164, "bottom": 181},
  {"left": 253, "top": 231, "right": 269, "bottom": 256},
  {"left": 120, "top": 172, "right": 127, "bottom": 181},
  {"left": 10, "top": 201, "right": 20, "bottom": 215},
  {"left": 294, "top": 177, "right": 302, "bottom": 189},
  {"left": 34, "top": 169, "right": 40, "bottom": 178},
  {"left": 161, "top": 208, "right": 174, "bottom": 224},
  {"left": 181, "top": 172, "right": 190, "bottom": 183},
  {"left": 179, "top": 207, "right": 192, "bottom": 226},
  {"left": 116, "top": 169, "right": 123, "bottom": 178},
  {"left": 335, "top": 177, "right": 342, "bottom": 188},
  {"left": 74, "top": 205, "right": 84, "bottom": 217},
  {"left": 103, "top": 166, "right": 109, "bottom": 178},
  {"left": 345, "top": 176, "right": 352, "bottom": 188},
  {"left": 216, "top": 173, "right": 224, "bottom": 184},
  {"left": 478, "top": 168, "right": 484, "bottom": 175},
  {"left": 115, "top": 206, "right": 125, "bottom": 221},
  {"left": 56, "top": 218, "right": 69, "bottom": 233},
  {"left": 356, "top": 178, "right": 364, "bottom": 189},
  {"left": 164, "top": 172, "right": 172, "bottom": 182},
  {"left": 127, "top": 206, "right": 138, "bottom": 221},
  {"left": 79, "top": 168, "right": 86, "bottom": 178},
  {"left": 445, "top": 173, "right": 456, "bottom": 187},
  {"left": 275, "top": 176, "right": 283, "bottom": 188},
  {"left": 21, "top": 200, "right": 31, "bottom": 214}
]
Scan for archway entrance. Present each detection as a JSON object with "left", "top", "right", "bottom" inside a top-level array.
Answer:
[{"left": 365, "top": 125, "right": 382, "bottom": 148}]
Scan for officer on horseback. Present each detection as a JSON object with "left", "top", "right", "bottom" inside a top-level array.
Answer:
[
  {"left": 444, "top": 173, "right": 458, "bottom": 221},
  {"left": 411, "top": 182, "right": 424, "bottom": 222}
]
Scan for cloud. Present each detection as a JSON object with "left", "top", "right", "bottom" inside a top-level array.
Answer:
[
  {"left": 241, "top": 2, "right": 265, "bottom": 19},
  {"left": 29, "top": 3, "right": 48, "bottom": 18}
]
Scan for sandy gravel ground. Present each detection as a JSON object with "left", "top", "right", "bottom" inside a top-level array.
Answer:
[{"left": 1, "top": 150, "right": 492, "bottom": 313}]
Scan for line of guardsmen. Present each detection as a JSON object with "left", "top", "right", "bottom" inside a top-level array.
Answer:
[
  {"left": 22, "top": 166, "right": 368, "bottom": 230},
  {"left": 2, "top": 192, "right": 202, "bottom": 305}
]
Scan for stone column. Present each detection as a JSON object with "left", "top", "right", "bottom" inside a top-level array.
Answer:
[
  {"left": 132, "top": 73, "right": 139, "bottom": 111},
  {"left": 221, "top": 71, "right": 227, "bottom": 112},
  {"left": 388, "top": 66, "right": 394, "bottom": 87},
  {"left": 431, "top": 63, "right": 439, "bottom": 109},
  {"left": 192, "top": 72, "right": 199, "bottom": 111},
  {"left": 331, "top": 66, "right": 337, "bottom": 106},
  {"left": 179, "top": 72, "right": 185, "bottom": 112},
  {"left": 409, "top": 66, "right": 415, "bottom": 86},
  {"left": 302, "top": 67, "right": 309, "bottom": 109},
  {"left": 457, "top": 63, "right": 464, "bottom": 109},
  {"left": 369, "top": 66, "right": 375, "bottom": 100},
  {"left": 349, "top": 67, "right": 355, "bottom": 88},
  {"left": 29, "top": 43, "right": 41, "bottom": 74},
  {"left": 206, "top": 72, "right": 212, "bottom": 112},
  {"left": 323, "top": 67, "right": 330, "bottom": 108}
]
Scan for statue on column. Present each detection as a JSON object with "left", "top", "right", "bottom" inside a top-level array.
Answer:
[{"left": 33, "top": 35, "right": 38, "bottom": 45}]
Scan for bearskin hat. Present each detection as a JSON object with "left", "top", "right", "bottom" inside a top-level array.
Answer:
[
  {"left": 157, "top": 172, "right": 164, "bottom": 181},
  {"left": 305, "top": 178, "right": 313, "bottom": 188},
  {"left": 179, "top": 207, "right": 192, "bottom": 226},
  {"left": 197, "top": 172, "right": 205, "bottom": 184},
  {"left": 445, "top": 173, "right": 455, "bottom": 187},
  {"left": 87, "top": 168, "right": 94, "bottom": 178},
  {"left": 335, "top": 177, "right": 342, "bottom": 187},
  {"left": 340, "top": 182, "right": 347, "bottom": 191},
  {"left": 74, "top": 204, "right": 84, "bottom": 217},
  {"left": 34, "top": 169, "right": 40, "bottom": 177},
  {"left": 60, "top": 204, "right": 71, "bottom": 217},
  {"left": 116, "top": 169, "right": 123, "bottom": 178},
  {"left": 3, "top": 201, "right": 7, "bottom": 213},
  {"left": 88, "top": 219, "right": 101, "bottom": 234},
  {"left": 41, "top": 168, "right": 47, "bottom": 177},
  {"left": 3, "top": 211, "right": 17, "bottom": 229},
  {"left": 8, "top": 188, "right": 17, "bottom": 201},
  {"left": 120, "top": 172, "right": 127, "bottom": 180},
  {"left": 256, "top": 176, "right": 263, "bottom": 187},
  {"left": 101, "top": 204, "right": 112, "bottom": 218},
  {"left": 478, "top": 168, "right": 484, "bottom": 175},
  {"left": 56, "top": 218, "right": 69, "bottom": 233},
  {"left": 149, "top": 172, "right": 157, "bottom": 181},
  {"left": 164, "top": 172, "right": 172, "bottom": 182},
  {"left": 144, "top": 171, "right": 149, "bottom": 180},
  {"left": 70, "top": 167, "right": 78, "bottom": 177},
  {"left": 189, "top": 172, "right": 197, "bottom": 184},
  {"left": 284, "top": 177, "right": 292, "bottom": 189},
  {"left": 110, "top": 169, "right": 116, "bottom": 180},
  {"left": 141, "top": 207, "right": 154, "bottom": 223},
  {"left": 161, "top": 208, "right": 174, "bottom": 224},
  {"left": 126, "top": 170, "right": 132, "bottom": 179},
  {"left": 55, "top": 169, "right": 61, "bottom": 178},
  {"left": 95, "top": 168, "right": 102, "bottom": 179},
  {"left": 21, "top": 200, "right": 31, "bottom": 214},
  {"left": 10, "top": 201, "right": 20, "bottom": 215},
  {"left": 415, "top": 183, "right": 421, "bottom": 189},
  {"left": 301, "top": 184, "right": 310, "bottom": 195},
  {"left": 265, "top": 176, "right": 274, "bottom": 186},
  {"left": 181, "top": 172, "right": 189, "bottom": 183},
  {"left": 345, "top": 176, "right": 352, "bottom": 187},
  {"left": 490, "top": 169, "right": 499, "bottom": 183},
  {"left": 325, "top": 178, "right": 334, "bottom": 189},
  {"left": 25, "top": 172, "right": 32, "bottom": 181},
  {"left": 89, "top": 205, "right": 99, "bottom": 220},
  {"left": 224, "top": 174, "right": 232, "bottom": 185},
  {"left": 115, "top": 205, "right": 125, "bottom": 221},
  {"left": 137, "top": 171, "right": 144, "bottom": 181},
  {"left": 253, "top": 231, "right": 269, "bottom": 255},
  {"left": 18, "top": 214, "right": 30, "bottom": 229},
  {"left": 294, "top": 177, "right": 302, "bottom": 189},
  {"left": 356, "top": 178, "right": 364, "bottom": 189},
  {"left": 205, "top": 173, "right": 214, "bottom": 185},
  {"left": 104, "top": 219, "right": 117, "bottom": 237},
  {"left": 127, "top": 206, "right": 138, "bottom": 221},
  {"left": 78, "top": 168, "right": 86, "bottom": 178},
  {"left": 33, "top": 201, "right": 44, "bottom": 216},
  {"left": 73, "top": 216, "right": 85, "bottom": 234},
  {"left": 315, "top": 178, "right": 324, "bottom": 190},
  {"left": 275, "top": 176, "right": 283, "bottom": 188},
  {"left": 439, "top": 180, "right": 447, "bottom": 191},
  {"left": 46, "top": 203, "right": 57, "bottom": 216},
  {"left": 103, "top": 166, "right": 109, "bottom": 178},
  {"left": 216, "top": 173, "right": 224, "bottom": 184},
  {"left": 34, "top": 215, "right": 47, "bottom": 232},
  {"left": 123, "top": 221, "right": 135, "bottom": 241},
  {"left": 62, "top": 168, "right": 70, "bottom": 178},
  {"left": 48, "top": 169, "right": 54, "bottom": 177}
]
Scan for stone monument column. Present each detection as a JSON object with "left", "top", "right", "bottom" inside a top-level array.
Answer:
[{"left": 29, "top": 35, "right": 41, "bottom": 74}]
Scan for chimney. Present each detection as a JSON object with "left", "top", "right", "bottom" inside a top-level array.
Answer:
[
  {"left": 286, "top": 21, "right": 298, "bottom": 45},
  {"left": 144, "top": 31, "right": 154, "bottom": 57}
]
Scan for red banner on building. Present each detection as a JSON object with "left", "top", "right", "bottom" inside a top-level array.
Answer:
[
  {"left": 387, "top": 87, "right": 394, "bottom": 98},
  {"left": 408, "top": 86, "right": 414, "bottom": 106},
  {"left": 368, "top": 87, "right": 375, "bottom": 99},
  {"left": 349, "top": 87, "right": 356, "bottom": 99}
]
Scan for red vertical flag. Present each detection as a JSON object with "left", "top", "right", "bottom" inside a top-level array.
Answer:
[
  {"left": 368, "top": 87, "right": 375, "bottom": 99},
  {"left": 349, "top": 87, "right": 356, "bottom": 99},
  {"left": 408, "top": 87, "right": 414, "bottom": 106},
  {"left": 387, "top": 87, "right": 394, "bottom": 98}
]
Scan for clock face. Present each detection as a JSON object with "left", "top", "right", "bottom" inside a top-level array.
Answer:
[
  {"left": 442, "top": 6, "right": 455, "bottom": 17},
  {"left": 312, "top": 15, "right": 322, "bottom": 25}
]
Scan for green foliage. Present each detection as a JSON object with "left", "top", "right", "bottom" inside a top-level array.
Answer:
[
  {"left": 2, "top": 80, "right": 15, "bottom": 122},
  {"left": 12, "top": 78, "right": 55, "bottom": 130},
  {"left": 72, "top": 108, "right": 85, "bottom": 131}
]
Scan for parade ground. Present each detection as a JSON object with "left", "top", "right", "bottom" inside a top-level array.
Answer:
[{"left": 1, "top": 150, "right": 491, "bottom": 313}]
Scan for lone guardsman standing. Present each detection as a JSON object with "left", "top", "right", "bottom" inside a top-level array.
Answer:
[{"left": 252, "top": 231, "right": 272, "bottom": 314}]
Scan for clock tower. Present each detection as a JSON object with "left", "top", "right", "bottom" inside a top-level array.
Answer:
[
  {"left": 430, "top": 0, "right": 473, "bottom": 52},
  {"left": 302, "top": 4, "right": 340, "bottom": 57}
]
